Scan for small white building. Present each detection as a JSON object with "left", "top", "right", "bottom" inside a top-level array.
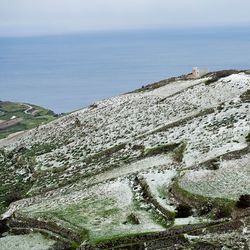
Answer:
[{"left": 191, "top": 67, "right": 209, "bottom": 78}]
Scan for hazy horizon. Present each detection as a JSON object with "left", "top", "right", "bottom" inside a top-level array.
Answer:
[
  {"left": 1, "top": 27, "right": 250, "bottom": 113},
  {"left": 1, "top": 0, "right": 250, "bottom": 37}
]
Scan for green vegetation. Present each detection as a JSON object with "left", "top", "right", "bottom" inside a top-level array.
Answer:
[
  {"left": 0, "top": 101, "right": 57, "bottom": 139},
  {"left": 0, "top": 149, "right": 35, "bottom": 213},
  {"left": 240, "top": 89, "right": 250, "bottom": 103},
  {"left": 172, "top": 142, "right": 186, "bottom": 162},
  {"left": 1, "top": 71, "right": 250, "bottom": 248},
  {"left": 18, "top": 180, "right": 168, "bottom": 245},
  {"left": 23, "top": 143, "right": 57, "bottom": 157},
  {"left": 143, "top": 143, "right": 180, "bottom": 157},
  {"left": 246, "top": 132, "right": 250, "bottom": 143},
  {"left": 157, "top": 186, "right": 168, "bottom": 200},
  {"left": 236, "top": 194, "right": 250, "bottom": 209},
  {"left": 172, "top": 181, "right": 236, "bottom": 219},
  {"left": 190, "top": 241, "right": 222, "bottom": 249},
  {"left": 130, "top": 76, "right": 183, "bottom": 93},
  {"left": 125, "top": 213, "right": 140, "bottom": 225},
  {"left": 204, "top": 70, "right": 240, "bottom": 85},
  {"left": 85, "top": 143, "right": 127, "bottom": 164},
  {"left": 175, "top": 204, "right": 192, "bottom": 218}
]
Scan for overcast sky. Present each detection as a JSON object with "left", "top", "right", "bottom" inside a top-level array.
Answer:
[{"left": 0, "top": 0, "right": 250, "bottom": 36}]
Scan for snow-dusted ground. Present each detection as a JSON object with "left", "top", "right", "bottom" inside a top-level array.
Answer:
[
  {"left": 174, "top": 216, "right": 210, "bottom": 226},
  {"left": 18, "top": 179, "right": 164, "bottom": 241},
  {"left": 186, "top": 224, "right": 250, "bottom": 249},
  {"left": 179, "top": 153, "right": 250, "bottom": 200},
  {"left": 0, "top": 233, "right": 56, "bottom": 250},
  {"left": 139, "top": 171, "right": 177, "bottom": 212},
  {"left": 1, "top": 72, "right": 250, "bottom": 247},
  {"left": 145, "top": 78, "right": 206, "bottom": 98}
]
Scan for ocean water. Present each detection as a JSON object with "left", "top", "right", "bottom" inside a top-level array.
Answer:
[{"left": 0, "top": 27, "right": 250, "bottom": 113}]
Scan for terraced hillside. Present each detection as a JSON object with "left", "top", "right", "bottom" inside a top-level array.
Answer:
[{"left": 0, "top": 70, "right": 250, "bottom": 249}]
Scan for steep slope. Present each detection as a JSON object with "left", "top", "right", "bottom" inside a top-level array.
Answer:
[{"left": 0, "top": 71, "right": 250, "bottom": 249}]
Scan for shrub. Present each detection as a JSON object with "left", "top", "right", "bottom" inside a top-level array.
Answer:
[
  {"left": 236, "top": 194, "right": 250, "bottom": 209},
  {"left": 132, "top": 144, "right": 145, "bottom": 151},
  {"left": 144, "top": 143, "right": 179, "bottom": 157},
  {"left": 4, "top": 189, "right": 24, "bottom": 206},
  {"left": 172, "top": 143, "right": 186, "bottom": 162},
  {"left": 198, "top": 203, "right": 214, "bottom": 216},
  {"left": 89, "top": 103, "right": 98, "bottom": 109},
  {"left": 214, "top": 206, "right": 233, "bottom": 219},
  {"left": 175, "top": 204, "right": 193, "bottom": 218},
  {"left": 246, "top": 133, "right": 250, "bottom": 143},
  {"left": 75, "top": 118, "right": 81, "bottom": 127},
  {"left": 0, "top": 220, "right": 8, "bottom": 235},
  {"left": 240, "top": 89, "right": 250, "bottom": 103},
  {"left": 124, "top": 213, "right": 140, "bottom": 225}
]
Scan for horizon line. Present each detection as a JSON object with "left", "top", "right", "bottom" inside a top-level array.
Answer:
[{"left": 0, "top": 23, "right": 250, "bottom": 39}]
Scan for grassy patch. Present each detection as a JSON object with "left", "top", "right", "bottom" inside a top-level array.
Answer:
[
  {"left": 172, "top": 181, "right": 236, "bottom": 219},
  {"left": 23, "top": 143, "right": 57, "bottom": 157},
  {"left": 0, "top": 150, "right": 35, "bottom": 214},
  {"left": 0, "top": 101, "right": 57, "bottom": 139},
  {"left": 84, "top": 143, "right": 127, "bottom": 164},
  {"left": 19, "top": 179, "right": 167, "bottom": 244},
  {"left": 143, "top": 143, "right": 180, "bottom": 157},
  {"left": 157, "top": 186, "right": 168, "bottom": 199}
]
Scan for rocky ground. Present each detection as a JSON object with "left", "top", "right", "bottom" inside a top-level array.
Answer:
[{"left": 0, "top": 70, "right": 250, "bottom": 249}]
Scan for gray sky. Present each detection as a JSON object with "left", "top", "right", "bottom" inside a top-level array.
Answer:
[{"left": 0, "top": 0, "right": 250, "bottom": 36}]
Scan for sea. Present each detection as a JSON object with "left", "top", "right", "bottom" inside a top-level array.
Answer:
[{"left": 0, "top": 27, "right": 250, "bottom": 113}]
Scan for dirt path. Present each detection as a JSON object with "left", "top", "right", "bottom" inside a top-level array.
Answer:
[{"left": 21, "top": 103, "right": 34, "bottom": 114}]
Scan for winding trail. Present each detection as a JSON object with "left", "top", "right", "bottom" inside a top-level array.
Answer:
[{"left": 20, "top": 103, "right": 34, "bottom": 115}]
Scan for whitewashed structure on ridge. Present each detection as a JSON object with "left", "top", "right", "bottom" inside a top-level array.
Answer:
[{"left": 191, "top": 67, "right": 209, "bottom": 79}]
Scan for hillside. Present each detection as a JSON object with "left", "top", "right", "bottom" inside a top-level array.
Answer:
[
  {"left": 0, "top": 70, "right": 250, "bottom": 249},
  {"left": 0, "top": 101, "right": 57, "bottom": 139}
]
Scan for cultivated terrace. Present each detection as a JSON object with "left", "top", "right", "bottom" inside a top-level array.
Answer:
[{"left": 0, "top": 70, "right": 250, "bottom": 249}]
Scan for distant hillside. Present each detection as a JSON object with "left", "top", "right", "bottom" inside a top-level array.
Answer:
[
  {"left": 0, "top": 101, "right": 57, "bottom": 139},
  {"left": 0, "top": 70, "right": 250, "bottom": 249}
]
